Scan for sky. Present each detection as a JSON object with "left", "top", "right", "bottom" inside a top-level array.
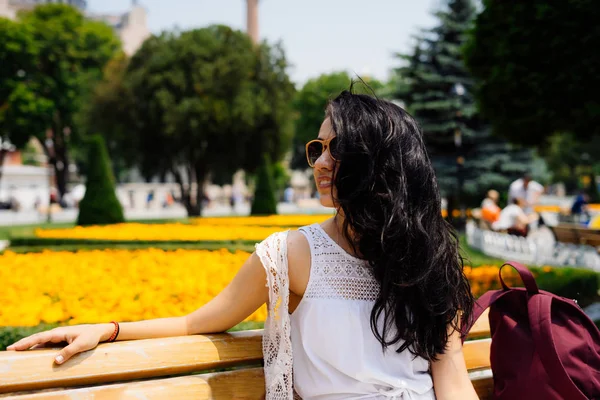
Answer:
[{"left": 88, "top": 0, "right": 441, "bottom": 86}]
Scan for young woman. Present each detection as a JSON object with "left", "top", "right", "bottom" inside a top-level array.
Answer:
[{"left": 8, "top": 91, "right": 478, "bottom": 400}]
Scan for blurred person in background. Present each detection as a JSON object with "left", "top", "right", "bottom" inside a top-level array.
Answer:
[
  {"left": 283, "top": 185, "right": 295, "bottom": 203},
  {"left": 570, "top": 191, "right": 590, "bottom": 223},
  {"left": 508, "top": 173, "right": 544, "bottom": 215},
  {"left": 146, "top": 190, "right": 154, "bottom": 209},
  {"left": 480, "top": 189, "right": 501, "bottom": 225},
  {"left": 492, "top": 198, "right": 537, "bottom": 237}
]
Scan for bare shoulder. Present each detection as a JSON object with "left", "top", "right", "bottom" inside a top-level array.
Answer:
[{"left": 286, "top": 229, "right": 311, "bottom": 297}]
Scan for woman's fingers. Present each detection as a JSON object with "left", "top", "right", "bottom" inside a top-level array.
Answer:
[
  {"left": 7, "top": 326, "right": 103, "bottom": 366},
  {"left": 7, "top": 332, "right": 47, "bottom": 350},
  {"left": 7, "top": 330, "right": 64, "bottom": 351},
  {"left": 54, "top": 341, "right": 82, "bottom": 364},
  {"left": 54, "top": 333, "right": 98, "bottom": 364}
]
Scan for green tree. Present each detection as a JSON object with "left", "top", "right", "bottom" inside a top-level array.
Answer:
[
  {"left": 77, "top": 135, "right": 125, "bottom": 226},
  {"left": 465, "top": 0, "right": 600, "bottom": 197},
  {"left": 392, "top": 0, "right": 539, "bottom": 208},
  {"left": 291, "top": 72, "right": 382, "bottom": 169},
  {"left": 75, "top": 53, "right": 135, "bottom": 181},
  {"left": 272, "top": 162, "right": 290, "bottom": 198},
  {"left": 543, "top": 133, "right": 600, "bottom": 197},
  {"left": 101, "top": 26, "right": 294, "bottom": 216},
  {"left": 242, "top": 42, "right": 296, "bottom": 173},
  {"left": 251, "top": 155, "right": 277, "bottom": 215},
  {"left": 464, "top": 0, "right": 600, "bottom": 147},
  {"left": 0, "top": 18, "right": 52, "bottom": 155},
  {"left": 0, "top": 5, "right": 120, "bottom": 200}
]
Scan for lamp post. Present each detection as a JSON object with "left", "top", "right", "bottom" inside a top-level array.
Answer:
[{"left": 452, "top": 83, "right": 466, "bottom": 224}]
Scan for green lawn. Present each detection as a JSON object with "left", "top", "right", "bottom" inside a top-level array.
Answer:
[{"left": 0, "top": 222, "right": 73, "bottom": 240}]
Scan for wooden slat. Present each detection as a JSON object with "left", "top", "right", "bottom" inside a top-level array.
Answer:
[
  {"left": 0, "top": 330, "right": 262, "bottom": 394},
  {"left": 463, "top": 339, "right": 491, "bottom": 371},
  {"left": 467, "top": 309, "right": 490, "bottom": 339},
  {"left": 0, "top": 368, "right": 266, "bottom": 400}
]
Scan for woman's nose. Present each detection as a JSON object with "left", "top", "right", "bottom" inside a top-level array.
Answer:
[{"left": 314, "top": 148, "right": 334, "bottom": 170}]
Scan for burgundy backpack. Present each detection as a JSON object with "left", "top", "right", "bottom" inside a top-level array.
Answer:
[{"left": 462, "top": 261, "right": 600, "bottom": 400}]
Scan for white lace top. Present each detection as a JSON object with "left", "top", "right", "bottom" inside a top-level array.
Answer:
[{"left": 256, "top": 223, "right": 435, "bottom": 400}]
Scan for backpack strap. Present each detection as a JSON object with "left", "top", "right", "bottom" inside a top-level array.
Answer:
[
  {"left": 461, "top": 261, "right": 540, "bottom": 343},
  {"left": 460, "top": 289, "right": 507, "bottom": 343},
  {"left": 499, "top": 261, "right": 539, "bottom": 294},
  {"left": 528, "top": 294, "right": 588, "bottom": 400}
]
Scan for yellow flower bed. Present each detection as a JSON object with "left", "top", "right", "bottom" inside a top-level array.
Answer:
[
  {"left": 0, "top": 246, "right": 529, "bottom": 327},
  {"left": 0, "top": 248, "right": 267, "bottom": 327},
  {"left": 191, "top": 214, "right": 333, "bottom": 226},
  {"left": 35, "top": 223, "right": 284, "bottom": 242},
  {"left": 464, "top": 265, "right": 521, "bottom": 297}
]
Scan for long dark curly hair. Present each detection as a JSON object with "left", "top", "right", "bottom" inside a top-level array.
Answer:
[{"left": 327, "top": 90, "right": 474, "bottom": 361}]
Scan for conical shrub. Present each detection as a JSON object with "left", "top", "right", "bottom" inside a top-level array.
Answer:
[
  {"left": 251, "top": 154, "right": 278, "bottom": 215},
  {"left": 77, "top": 135, "right": 125, "bottom": 226}
]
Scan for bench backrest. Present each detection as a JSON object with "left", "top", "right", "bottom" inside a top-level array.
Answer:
[
  {"left": 552, "top": 224, "right": 600, "bottom": 248},
  {"left": 0, "top": 311, "right": 492, "bottom": 399}
]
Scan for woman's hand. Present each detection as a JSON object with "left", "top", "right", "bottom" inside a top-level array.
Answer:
[{"left": 6, "top": 323, "right": 113, "bottom": 365}]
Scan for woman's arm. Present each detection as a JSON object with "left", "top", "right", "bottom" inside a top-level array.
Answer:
[
  {"left": 185, "top": 251, "right": 268, "bottom": 334},
  {"left": 109, "top": 251, "right": 269, "bottom": 340},
  {"left": 431, "top": 327, "right": 479, "bottom": 400}
]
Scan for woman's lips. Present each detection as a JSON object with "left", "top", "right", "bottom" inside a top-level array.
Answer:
[{"left": 317, "top": 176, "right": 332, "bottom": 189}]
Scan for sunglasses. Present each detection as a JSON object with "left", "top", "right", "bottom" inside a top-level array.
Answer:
[{"left": 305, "top": 137, "right": 339, "bottom": 167}]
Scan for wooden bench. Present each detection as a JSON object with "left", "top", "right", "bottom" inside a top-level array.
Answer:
[
  {"left": 551, "top": 223, "right": 600, "bottom": 250},
  {"left": 0, "top": 311, "right": 492, "bottom": 399}
]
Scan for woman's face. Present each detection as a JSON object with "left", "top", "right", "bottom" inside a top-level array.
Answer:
[{"left": 312, "top": 118, "right": 337, "bottom": 208}]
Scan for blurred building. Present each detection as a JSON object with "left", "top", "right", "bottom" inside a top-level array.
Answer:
[
  {"left": 0, "top": 0, "right": 149, "bottom": 56},
  {"left": 88, "top": 2, "right": 150, "bottom": 56},
  {"left": 0, "top": 165, "right": 51, "bottom": 210}
]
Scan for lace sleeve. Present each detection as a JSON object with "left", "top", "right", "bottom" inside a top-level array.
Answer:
[{"left": 255, "top": 231, "right": 294, "bottom": 400}]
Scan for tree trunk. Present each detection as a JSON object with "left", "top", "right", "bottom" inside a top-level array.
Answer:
[
  {"left": 185, "top": 200, "right": 202, "bottom": 216},
  {"left": 52, "top": 129, "right": 69, "bottom": 202},
  {"left": 193, "top": 163, "right": 207, "bottom": 217},
  {"left": 172, "top": 166, "right": 202, "bottom": 217}
]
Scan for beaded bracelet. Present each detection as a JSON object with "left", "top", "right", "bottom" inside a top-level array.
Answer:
[{"left": 107, "top": 321, "right": 120, "bottom": 343}]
